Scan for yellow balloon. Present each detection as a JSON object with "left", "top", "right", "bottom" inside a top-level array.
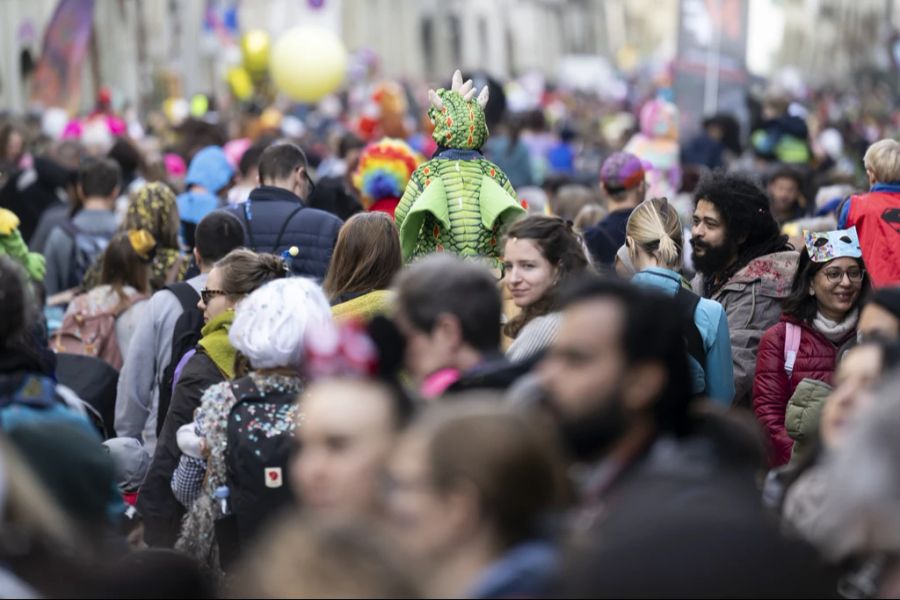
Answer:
[
  {"left": 227, "top": 66, "right": 254, "bottom": 101},
  {"left": 241, "top": 29, "right": 271, "bottom": 76},
  {"left": 270, "top": 27, "right": 347, "bottom": 103}
]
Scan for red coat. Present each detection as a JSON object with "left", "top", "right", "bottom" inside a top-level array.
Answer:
[
  {"left": 752, "top": 315, "right": 854, "bottom": 466},
  {"left": 842, "top": 189, "right": 900, "bottom": 287}
]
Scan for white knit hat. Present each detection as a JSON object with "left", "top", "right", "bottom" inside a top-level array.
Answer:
[{"left": 229, "top": 277, "right": 334, "bottom": 370}]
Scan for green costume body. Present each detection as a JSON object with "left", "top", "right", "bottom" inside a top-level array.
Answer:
[
  {"left": 395, "top": 81, "right": 524, "bottom": 266},
  {"left": 0, "top": 208, "right": 45, "bottom": 281}
]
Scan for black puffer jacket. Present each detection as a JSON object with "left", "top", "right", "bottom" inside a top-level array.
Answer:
[
  {"left": 138, "top": 350, "right": 224, "bottom": 548},
  {"left": 228, "top": 186, "right": 342, "bottom": 280}
]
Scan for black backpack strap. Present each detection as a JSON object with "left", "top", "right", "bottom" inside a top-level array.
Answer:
[
  {"left": 59, "top": 220, "right": 80, "bottom": 239},
  {"left": 271, "top": 205, "right": 305, "bottom": 252},
  {"left": 166, "top": 281, "right": 200, "bottom": 311},
  {"left": 673, "top": 286, "right": 706, "bottom": 368},
  {"left": 229, "top": 376, "right": 263, "bottom": 404}
]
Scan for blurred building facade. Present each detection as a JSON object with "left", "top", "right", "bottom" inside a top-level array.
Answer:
[
  {"left": 9, "top": 0, "right": 898, "bottom": 116},
  {"left": 774, "top": 0, "right": 899, "bottom": 83}
]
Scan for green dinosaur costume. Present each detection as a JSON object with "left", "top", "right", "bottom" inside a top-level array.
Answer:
[
  {"left": 395, "top": 71, "right": 525, "bottom": 266},
  {"left": 0, "top": 208, "right": 45, "bottom": 281}
]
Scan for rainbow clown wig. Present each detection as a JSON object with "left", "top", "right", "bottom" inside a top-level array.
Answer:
[{"left": 352, "top": 138, "right": 422, "bottom": 219}]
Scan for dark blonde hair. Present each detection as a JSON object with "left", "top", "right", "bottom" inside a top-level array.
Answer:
[
  {"left": 322, "top": 212, "right": 402, "bottom": 302},
  {"left": 215, "top": 248, "right": 287, "bottom": 301},
  {"left": 625, "top": 197, "right": 683, "bottom": 268}
]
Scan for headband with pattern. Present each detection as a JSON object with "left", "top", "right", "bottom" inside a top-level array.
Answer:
[{"left": 803, "top": 226, "right": 862, "bottom": 263}]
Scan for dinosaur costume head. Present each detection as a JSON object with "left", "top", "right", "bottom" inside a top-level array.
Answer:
[
  {"left": 427, "top": 70, "right": 490, "bottom": 150},
  {"left": 394, "top": 71, "right": 524, "bottom": 267}
]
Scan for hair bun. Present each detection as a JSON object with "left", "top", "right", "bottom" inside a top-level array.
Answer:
[{"left": 259, "top": 253, "right": 288, "bottom": 277}]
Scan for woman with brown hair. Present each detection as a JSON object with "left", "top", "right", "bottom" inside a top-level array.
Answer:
[
  {"left": 502, "top": 215, "right": 590, "bottom": 363},
  {"left": 323, "top": 212, "right": 403, "bottom": 322},
  {"left": 53, "top": 231, "right": 152, "bottom": 369},
  {"left": 384, "top": 400, "right": 567, "bottom": 598},
  {"left": 138, "top": 249, "right": 288, "bottom": 548}
]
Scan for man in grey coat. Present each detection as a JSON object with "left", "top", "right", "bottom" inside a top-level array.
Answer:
[
  {"left": 690, "top": 171, "right": 799, "bottom": 408},
  {"left": 114, "top": 211, "right": 245, "bottom": 452}
]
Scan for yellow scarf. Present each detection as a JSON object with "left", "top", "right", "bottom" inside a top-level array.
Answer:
[{"left": 198, "top": 309, "right": 237, "bottom": 379}]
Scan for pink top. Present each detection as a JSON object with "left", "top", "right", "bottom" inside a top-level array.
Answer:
[{"left": 420, "top": 368, "right": 461, "bottom": 400}]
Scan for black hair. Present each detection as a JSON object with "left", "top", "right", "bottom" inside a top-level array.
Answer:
[
  {"left": 338, "top": 132, "right": 366, "bottom": 159},
  {"left": 238, "top": 141, "right": 267, "bottom": 178},
  {"left": 694, "top": 170, "right": 791, "bottom": 285},
  {"left": 395, "top": 255, "right": 502, "bottom": 354},
  {"left": 768, "top": 165, "right": 804, "bottom": 190},
  {"left": 78, "top": 157, "right": 122, "bottom": 198},
  {"left": 107, "top": 137, "right": 144, "bottom": 179},
  {"left": 258, "top": 143, "right": 308, "bottom": 184},
  {"left": 0, "top": 256, "right": 29, "bottom": 349},
  {"left": 559, "top": 276, "right": 695, "bottom": 437},
  {"left": 194, "top": 210, "right": 246, "bottom": 264},
  {"left": 782, "top": 248, "right": 869, "bottom": 323},
  {"left": 867, "top": 286, "right": 900, "bottom": 320}
]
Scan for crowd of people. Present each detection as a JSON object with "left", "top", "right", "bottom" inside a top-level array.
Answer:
[{"left": 2, "top": 64, "right": 900, "bottom": 598}]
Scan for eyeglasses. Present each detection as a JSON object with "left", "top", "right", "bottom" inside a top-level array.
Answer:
[
  {"left": 822, "top": 267, "right": 864, "bottom": 284},
  {"left": 200, "top": 288, "right": 227, "bottom": 305}
]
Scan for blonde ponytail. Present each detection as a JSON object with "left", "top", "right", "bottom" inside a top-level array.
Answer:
[{"left": 625, "top": 197, "right": 683, "bottom": 268}]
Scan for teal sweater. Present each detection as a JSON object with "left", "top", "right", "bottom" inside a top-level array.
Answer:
[{"left": 633, "top": 267, "right": 735, "bottom": 406}]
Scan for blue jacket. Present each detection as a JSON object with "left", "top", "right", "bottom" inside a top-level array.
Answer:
[
  {"left": 632, "top": 267, "right": 735, "bottom": 406},
  {"left": 467, "top": 541, "right": 559, "bottom": 599},
  {"left": 228, "top": 186, "right": 342, "bottom": 281}
]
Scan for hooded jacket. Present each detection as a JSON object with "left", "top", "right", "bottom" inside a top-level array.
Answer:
[
  {"left": 693, "top": 250, "right": 800, "bottom": 408},
  {"left": 176, "top": 147, "right": 234, "bottom": 247}
]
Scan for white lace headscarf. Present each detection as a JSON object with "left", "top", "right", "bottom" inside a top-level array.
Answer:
[{"left": 229, "top": 277, "right": 334, "bottom": 370}]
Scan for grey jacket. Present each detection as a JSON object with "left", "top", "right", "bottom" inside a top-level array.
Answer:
[
  {"left": 693, "top": 250, "right": 799, "bottom": 408},
  {"left": 114, "top": 273, "right": 207, "bottom": 452},
  {"left": 42, "top": 209, "right": 118, "bottom": 295}
]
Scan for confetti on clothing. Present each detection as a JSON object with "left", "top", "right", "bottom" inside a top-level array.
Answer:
[{"left": 174, "top": 373, "right": 303, "bottom": 572}]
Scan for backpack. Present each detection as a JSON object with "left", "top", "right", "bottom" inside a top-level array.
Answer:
[
  {"left": 219, "top": 376, "right": 299, "bottom": 566},
  {"left": 156, "top": 283, "right": 204, "bottom": 437},
  {"left": 52, "top": 291, "right": 147, "bottom": 371},
  {"left": 60, "top": 221, "right": 111, "bottom": 290},
  {"left": 0, "top": 372, "right": 94, "bottom": 435},
  {"left": 783, "top": 322, "right": 802, "bottom": 377},
  {"left": 240, "top": 200, "right": 306, "bottom": 274},
  {"left": 672, "top": 286, "right": 707, "bottom": 374}
]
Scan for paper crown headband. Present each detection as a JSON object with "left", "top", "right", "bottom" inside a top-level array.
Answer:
[{"left": 803, "top": 227, "right": 862, "bottom": 263}]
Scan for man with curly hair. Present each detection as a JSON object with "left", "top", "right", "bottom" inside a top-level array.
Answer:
[{"left": 690, "top": 171, "right": 799, "bottom": 408}]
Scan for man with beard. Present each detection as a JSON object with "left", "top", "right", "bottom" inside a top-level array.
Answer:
[
  {"left": 539, "top": 279, "right": 692, "bottom": 527},
  {"left": 690, "top": 171, "right": 798, "bottom": 408},
  {"left": 540, "top": 279, "right": 836, "bottom": 597}
]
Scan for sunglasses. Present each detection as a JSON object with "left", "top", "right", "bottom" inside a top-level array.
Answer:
[{"left": 200, "top": 288, "right": 227, "bottom": 305}]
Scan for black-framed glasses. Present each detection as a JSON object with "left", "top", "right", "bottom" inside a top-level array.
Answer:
[
  {"left": 822, "top": 268, "right": 864, "bottom": 284},
  {"left": 304, "top": 171, "right": 316, "bottom": 197},
  {"left": 200, "top": 288, "right": 227, "bottom": 305}
]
